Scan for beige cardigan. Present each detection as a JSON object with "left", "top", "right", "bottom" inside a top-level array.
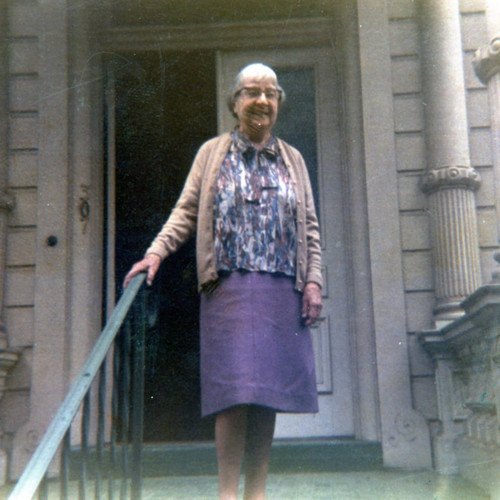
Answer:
[{"left": 146, "top": 133, "right": 322, "bottom": 292}]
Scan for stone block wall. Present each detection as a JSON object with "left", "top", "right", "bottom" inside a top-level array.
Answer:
[
  {"left": 460, "top": 1, "right": 499, "bottom": 285},
  {"left": 388, "top": 1, "right": 438, "bottom": 427},
  {"left": 1, "top": 0, "right": 41, "bottom": 458}
]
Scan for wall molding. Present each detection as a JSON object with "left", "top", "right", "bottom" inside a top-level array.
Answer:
[{"left": 100, "top": 17, "right": 335, "bottom": 52}]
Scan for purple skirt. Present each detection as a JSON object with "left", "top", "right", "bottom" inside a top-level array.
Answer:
[{"left": 200, "top": 271, "right": 319, "bottom": 417}]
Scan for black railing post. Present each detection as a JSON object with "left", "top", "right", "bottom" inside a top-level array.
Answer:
[
  {"left": 109, "top": 336, "right": 120, "bottom": 500},
  {"left": 119, "top": 319, "right": 131, "bottom": 500},
  {"left": 60, "top": 430, "right": 70, "bottom": 500},
  {"left": 130, "top": 286, "right": 146, "bottom": 500},
  {"left": 79, "top": 391, "right": 91, "bottom": 500},
  {"left": 95, "top": 363, "right": 106, "bottom": 500},
  {"left": 37, "top": 473, "right": 48, "bottom": 500}
]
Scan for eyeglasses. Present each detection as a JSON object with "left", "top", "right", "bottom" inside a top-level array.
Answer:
[{"left": 236, "top": 86, "right": 281, "bottom": 100}]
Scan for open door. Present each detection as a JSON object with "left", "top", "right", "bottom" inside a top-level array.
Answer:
[
  {"left": 106, "top": 46, "right": 354, "bottom": 442},
  {"left": 107, "top": 51, "right": 218, "bottom": 441},
  {"left": 217, "top": 48, "right": 354, "bottom": 438}
]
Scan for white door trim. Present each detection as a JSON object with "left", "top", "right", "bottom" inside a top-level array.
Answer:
[{"left": 217, "top": 48, "right": 355, "bottom": 438}]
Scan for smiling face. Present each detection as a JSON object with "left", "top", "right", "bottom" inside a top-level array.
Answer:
[
  {"left": 231, "top": 65, "right": 282, "bottom": 145},
  {"left": 233, "top": 77, "right": 279, "bottom": 143}
]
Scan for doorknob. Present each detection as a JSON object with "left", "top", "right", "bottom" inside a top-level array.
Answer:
[{"left": 46, "top": 235, "right": 58, "bottom": 247}]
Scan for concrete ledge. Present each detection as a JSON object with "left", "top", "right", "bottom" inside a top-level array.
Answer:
[
  {"left": 69, "top": 439, "right": 383, "bottom": 478},
  {"left": 269, "top": 439, "right": 383, "bottom": 473}
]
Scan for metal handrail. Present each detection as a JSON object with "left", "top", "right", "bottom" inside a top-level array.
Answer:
[{"left": 8, "top": 273, "right": 147, "bottom": 500}]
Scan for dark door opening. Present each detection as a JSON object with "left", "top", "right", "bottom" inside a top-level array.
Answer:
[{"left": 114, "top": 50, "right": 217, "bottom": 441}]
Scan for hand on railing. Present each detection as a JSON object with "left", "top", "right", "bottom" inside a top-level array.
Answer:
[{"left": 124, "top": 253, "right": 161, "bottom": 288}]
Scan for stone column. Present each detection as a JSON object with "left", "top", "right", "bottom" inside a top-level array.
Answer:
[
  {"left": 473, "top": 0, "right": 500, "bottom": 237},
  {"left": 418, "top": 0, "right": 482, "bottom": 324}
]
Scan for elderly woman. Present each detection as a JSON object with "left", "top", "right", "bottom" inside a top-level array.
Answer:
[{"left": 124, "top": 63, "right": 322, "bottom": 500}]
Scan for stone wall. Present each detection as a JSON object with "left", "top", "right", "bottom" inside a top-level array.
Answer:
[
  {"left": 1, "top": 0, "right": 41, "bottom": 480},
  {"left": 388, "top": 0, "right": 438, "bottom": 429}
]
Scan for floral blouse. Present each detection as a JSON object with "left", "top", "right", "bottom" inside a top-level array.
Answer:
[{"left": 213, "top": 131, "right": 297, "bottom": 277}]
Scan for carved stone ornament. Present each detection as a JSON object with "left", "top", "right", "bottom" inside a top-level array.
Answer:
[
  {"left": 473, "top": 36, "right": 500, "bottom": 85},
  {"left": 394, "top": 412, "right": 418, "bottom": 442},
  {"left": 420, "top": 165, "right": 481, "bottom": 194},
  {"left": 387, "top": 413, "right": 419, "bottom": 447},
  {"left": 0, "top": 191, "right": 15, "bottom": 212},
  {"left": 0, "top": 350, "right": 18, "bottom": 398},
  {"left": 24, "top": 429, "right": 40, "bottom": 453}
]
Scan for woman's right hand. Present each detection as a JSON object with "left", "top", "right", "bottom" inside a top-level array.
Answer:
[{"left": 123, "top": 253, "right": 162, "bottom": 288}]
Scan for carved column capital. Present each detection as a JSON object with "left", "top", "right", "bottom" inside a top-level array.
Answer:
[
  {"left": 420, "top": 165, "right": 481, "bottom": 194},
  {"left": 473, "top": 36, "right": 500, "bottom": 85}
]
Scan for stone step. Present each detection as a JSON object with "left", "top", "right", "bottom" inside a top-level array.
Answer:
[{"left": 70, "top": 439, "right": 383, "bottom": 478}]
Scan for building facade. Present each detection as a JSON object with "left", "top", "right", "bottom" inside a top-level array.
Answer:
[{"left": 0, "top": 0, "right": 499, "bottom": 496}]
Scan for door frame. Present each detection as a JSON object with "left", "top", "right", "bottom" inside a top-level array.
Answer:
[{"left": 100, "top": 13, "right": 381, "bottom": 443}]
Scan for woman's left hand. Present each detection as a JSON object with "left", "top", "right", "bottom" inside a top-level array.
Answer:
[{"left": 302, "top": 282, "right": 322, "bottom": 326}]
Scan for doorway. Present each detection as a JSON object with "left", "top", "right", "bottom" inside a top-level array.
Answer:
[
  {"left": 114, "top": 50, "right": 217, "bottom": 441},
  {"left": 111, "top": 45, "right": 354, "bottom": 442}
]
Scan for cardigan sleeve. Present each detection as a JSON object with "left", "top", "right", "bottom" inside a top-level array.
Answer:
[
  {"left": 277, "top": 138, "right": 322, "bottom": 290},
  {"left": 299, "top": 152, "right": 323, "bottom": 288},
  {"left": 303, "top": 163, "right": 323, "bottom": 288}
]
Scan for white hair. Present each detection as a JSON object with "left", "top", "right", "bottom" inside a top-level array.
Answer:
[{"left": 227, "top": 63, "right": 286, "bottom": 117}]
